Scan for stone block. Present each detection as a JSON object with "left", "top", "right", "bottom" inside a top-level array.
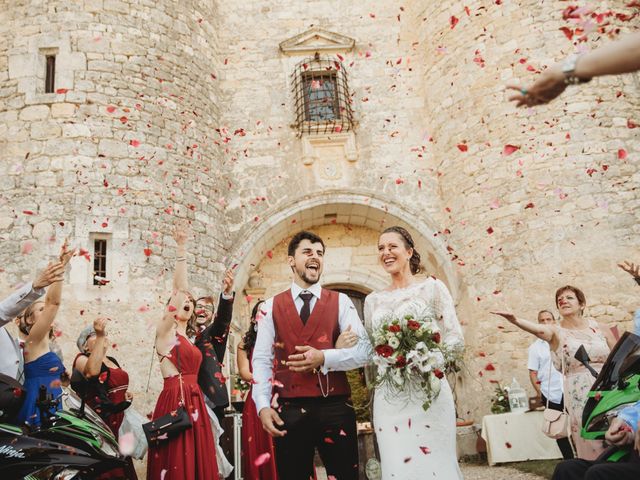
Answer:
[
  {"left": 51, "top": 103, "right": 77, "bottom": 118},
  {"left": 98, "top": 139, "right": 129, "bottom": 158},
  {"left": 19, "top": 105, "right": 50, "bottom": 121}
]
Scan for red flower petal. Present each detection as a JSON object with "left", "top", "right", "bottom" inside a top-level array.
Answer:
[
  {"left": 559, "top": 27, "right": 574, "bottom": 40},
  {"left": 618, "top": 148, "right": 627, "bottom": 160},
  {"left": 457, "top": 144, "right": 468, "bottom": 152},
  {"left": 450, "top": 15, "right": 459, "bottom": 29},
  {"left": 502, "top": 144, "right": 520, "bottom": 156}
]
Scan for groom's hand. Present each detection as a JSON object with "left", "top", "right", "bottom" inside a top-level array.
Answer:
[
  {"left": 259, "top": 407, "right": 286, "bottom": 437},
  {"left": 287, "top": 345, "right": 324, "bottom": 372}
]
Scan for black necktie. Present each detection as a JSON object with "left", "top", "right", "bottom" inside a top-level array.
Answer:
[{"left": 299, "top": 292, "right": 314, "bottom": 325}]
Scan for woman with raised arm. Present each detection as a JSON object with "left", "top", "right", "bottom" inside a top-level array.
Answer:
[
  {"left": 146, "top": 225, "right": 219, "bottom": 480},
  {"left": 493, "top": 285, "right": 616, "bottom": 460},
  {"left": 16, "top": 240, "right": 75, "bottom": 426},
  {"left": 73, "top": 317, "right": 138, "bottom": 479}
]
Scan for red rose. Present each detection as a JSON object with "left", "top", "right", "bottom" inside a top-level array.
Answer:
[
  {"left": 433, "top": 368, "right": 444, "bottom": 379},
  {"left": 388, "top": 324, "right": 401, "bottom": 333},
  {"left": 407, "top": 320, "right": 421, "bottom": 330},
  {"left": 431, "top": 332, "right": 441, "bottom": 343},
  {"left": 375, "top": 344, "right": 394, "bottom": 358},
  {"left": 395, "top": 355, "right": 407, "bottom": 368}
]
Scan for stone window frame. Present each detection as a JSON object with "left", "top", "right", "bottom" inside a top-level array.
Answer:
[{"left": 89, "top": 232, "right": 112, "bottom": 286}]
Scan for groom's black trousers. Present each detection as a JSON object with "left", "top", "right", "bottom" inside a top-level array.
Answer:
[{"left": 273, "top": 395, "right": 358, "bottom": 480}]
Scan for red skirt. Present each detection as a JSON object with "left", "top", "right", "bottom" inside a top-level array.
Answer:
[
  {"left": 146, "top": 374, "right": 218, "bottom": 480},
  {"left": 242, "top": 389, "right": 278, "bottom": 480}
]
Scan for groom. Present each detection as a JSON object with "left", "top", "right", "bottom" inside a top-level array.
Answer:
[{"left": 252, "top": 230, "right": 369, "bottom": 480}]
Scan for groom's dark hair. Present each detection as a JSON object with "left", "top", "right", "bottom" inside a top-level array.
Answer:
[{"left": 287, "top": 231, "right": 325, "bottom": 256}]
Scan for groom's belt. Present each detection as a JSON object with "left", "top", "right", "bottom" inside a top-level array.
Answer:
[{"left": 278, "top": 394, "right": 349, "bottom": 403}]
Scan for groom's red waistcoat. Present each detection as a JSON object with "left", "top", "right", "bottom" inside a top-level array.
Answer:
[{"left": 272, "top": 288, "right": 351, "bottom": 398}]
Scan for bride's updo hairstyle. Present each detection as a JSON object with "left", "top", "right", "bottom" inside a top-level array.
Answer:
[{"left": 381, "top": 226, "right": 422, "bottom": 275}]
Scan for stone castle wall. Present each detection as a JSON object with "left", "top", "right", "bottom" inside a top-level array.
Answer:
[
  {"left": 0, "top": 0, "right": 638, "bottom": 428},
  {"left": 0, "top": 0, "right": 229, "bottom": 416}
]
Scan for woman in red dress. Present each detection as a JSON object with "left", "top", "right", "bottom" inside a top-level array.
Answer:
[
  {"left": 237, "top": 300, "right": 278, "bottom": 480},
  {"left": 147, "top": 225, "right": 218, "bottom": 480},
  {"left": 73, "top": 317, "right": 138, "bottom": 479}
]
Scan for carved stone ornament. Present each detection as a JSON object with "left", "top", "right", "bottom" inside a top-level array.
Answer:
[{"left": 279, "top": 27, "right": 355, "bottom": 56}]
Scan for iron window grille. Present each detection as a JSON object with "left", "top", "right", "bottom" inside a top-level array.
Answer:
[
  {"left": 93, "top": 238, "right": 107, "bottom": 285},
  {"left": 291, "top": 54, "right": 354, "bottom": 136}
]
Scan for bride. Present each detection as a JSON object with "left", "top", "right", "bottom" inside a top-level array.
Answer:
[{"left": 364, "top": 226, "right": 464, "bottom": 479}]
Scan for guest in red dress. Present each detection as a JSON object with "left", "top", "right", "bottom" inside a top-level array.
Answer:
[
  {"left": 237, "top": 300, "right": 278, "bottom": 480},
  {"left": 73, "top": 317, "right": 138, "bottom": 479},
  {"left": 147, "top": 225, "right": 218, "bottom": 480}
]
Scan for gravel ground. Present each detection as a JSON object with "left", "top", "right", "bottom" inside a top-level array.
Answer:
[
  {"left": 312, "top": 464, "right": 544, "bottom": 479},
  {"left": 461, "top": 464, "right": 544, "bottom": 479}
]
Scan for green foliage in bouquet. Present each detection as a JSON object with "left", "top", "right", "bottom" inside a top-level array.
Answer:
[
  {"left": 490, "top": 383, "right": 510, "bottom": 414},
  {"left": 234, "top": 375, "right": 250, "bottom": 395}
]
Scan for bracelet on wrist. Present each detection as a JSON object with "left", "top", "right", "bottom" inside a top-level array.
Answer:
[
  {"left": 176, "top": 257, "right": 186, "bottom": 262},
  {"left": 562, "top": 54, "right": 592, "bottom": 85}
]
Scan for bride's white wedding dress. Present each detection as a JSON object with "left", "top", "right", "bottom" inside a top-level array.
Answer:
[{"left": 364, "top": 278, "right": 464, "bottom": 480}]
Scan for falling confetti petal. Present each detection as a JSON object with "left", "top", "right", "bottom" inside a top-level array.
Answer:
[{"left": 255, "top": 452, "right": 271, "bottom": 467}]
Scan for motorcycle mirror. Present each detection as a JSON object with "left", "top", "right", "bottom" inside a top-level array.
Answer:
[{"left": 574, "top": 345, "right": 600, "bottom": 378}]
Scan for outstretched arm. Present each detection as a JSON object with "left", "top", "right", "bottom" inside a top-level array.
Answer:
[
  {"left": 491, "top": 311, "right": 556, "bottom": 344},
  {"left": 508, "top": 33, "right": 640, "bottom": 107},
  {"left": 172, "top": 223, "right": 189, "bottom": 292},
  {"left": 27, "top": 241, "right": 75, "bottom": 344},
  {"left": 618, "top": 261, "right": 640, "bottom": 286}
]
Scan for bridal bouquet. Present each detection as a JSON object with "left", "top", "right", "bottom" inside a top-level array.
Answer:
[{"left": 370, "top": 310, "right": 457, "bottom": 411}]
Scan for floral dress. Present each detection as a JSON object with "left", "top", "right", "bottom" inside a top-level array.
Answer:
[{"left": 552, "top": 319, "right": 610, "bottom": 460}]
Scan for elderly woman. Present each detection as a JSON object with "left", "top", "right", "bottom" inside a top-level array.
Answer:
[
  {"left": 73, "top": 317, "right": 137, "bottom": 479},
  {"left": 73, "top": 317, "right": 132, "bottom": 434},
  {"left": 493, "top": 285, "right": 617, "bottom": 460}
]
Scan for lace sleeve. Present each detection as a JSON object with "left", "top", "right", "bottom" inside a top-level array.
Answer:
[
  {"left": 432, "top": 279, "right": 464, "bottom": 354},
  {"left": 363, "top": 293, "right": 374, "bottom": 334}
]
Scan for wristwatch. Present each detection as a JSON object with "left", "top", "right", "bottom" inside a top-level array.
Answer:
[{"left": 562, "top": 54, "right": 592, "bottom": 85}]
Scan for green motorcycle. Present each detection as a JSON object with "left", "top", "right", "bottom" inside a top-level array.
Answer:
[{"left": 578, "top": 331, "right": 640, "bottom": 462}]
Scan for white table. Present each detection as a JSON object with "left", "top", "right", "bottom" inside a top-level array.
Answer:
[{"left": 481, "top": 410, "right": 562, "bottom": 465}]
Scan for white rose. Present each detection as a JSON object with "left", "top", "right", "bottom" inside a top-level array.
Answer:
[{"left": 388, "top": 336, "right": 400, "bottom": 349}]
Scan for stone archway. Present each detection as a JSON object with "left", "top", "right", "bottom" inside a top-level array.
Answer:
[
  {"left": 224, "top": 192, "right": 479, "bottom": 422},
  {"left": 229, "top": 192, "right": 461, "bottom": 303}
]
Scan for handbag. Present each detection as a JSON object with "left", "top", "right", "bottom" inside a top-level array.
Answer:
[
  {"left": 142, "top": 340, "right": 193, "bottom": 447},
  {"left": 119, "top": 407, "right": 149, "bottom": 459},
  {"left": 541, "top": 344, "right": 570, "bottom": 439}
]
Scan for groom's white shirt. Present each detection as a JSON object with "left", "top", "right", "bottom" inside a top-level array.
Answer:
[
  {"left": 252, "top": 281, "right": 369, "bottom": 414},
  {"left": 0, "top": 282, "right": 45, "bottom": 379}
]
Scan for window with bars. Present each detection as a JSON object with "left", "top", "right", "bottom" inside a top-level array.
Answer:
[
  {"left": 291, "top": 54, "right": 354, "bottom": 136},
  {"left": 302, "top": 72, "right": 339, "bottom": 122},
  {"left": 93, "top": 238, "right": 108, "bottom": 285},
  {"left": 45, "top": 55, "right": 56, "bottom": 94}
]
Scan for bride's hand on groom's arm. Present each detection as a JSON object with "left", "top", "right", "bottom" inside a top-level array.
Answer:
[
  {"left": 335, "top": 325, "right": 357, "bottom": 349},
  {"left": 287, "top": 345, "right": 325, "bottom": 372},
  {"left": 259, "top": 407, "right": 287, "bottom": 437}
]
